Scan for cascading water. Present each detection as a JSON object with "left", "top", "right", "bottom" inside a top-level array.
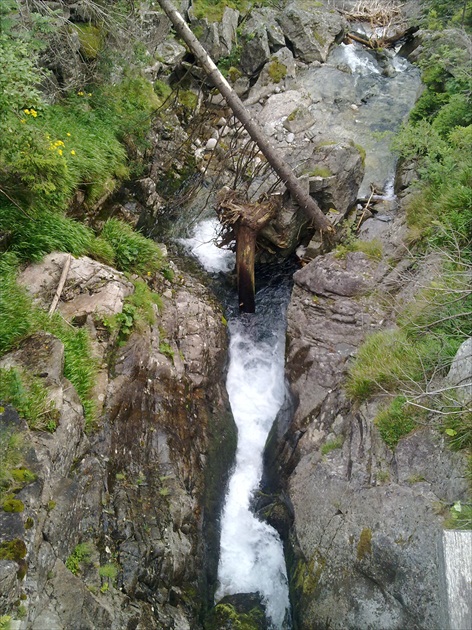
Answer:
[{"left": 179, "top": 219, "right": 291, "bottom": 629}]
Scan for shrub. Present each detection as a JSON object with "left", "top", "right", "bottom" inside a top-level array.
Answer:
[
  {"left": 99, "top": 563, "right": 119, "bottom": 582},
  {"left": 321, "top": 435, "right": 344, "bottom": 455}
]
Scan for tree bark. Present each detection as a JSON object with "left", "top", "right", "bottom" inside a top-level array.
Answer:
[
  {"left": 156, "top": 0, "right": 334, "bottom": 236},
  {"left": 236, "top": 224, "right": 257, "bottom": 312}
]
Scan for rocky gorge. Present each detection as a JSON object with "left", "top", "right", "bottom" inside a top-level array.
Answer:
[{"left": 1, "top": 1, "right": 471, "bottom": 629}]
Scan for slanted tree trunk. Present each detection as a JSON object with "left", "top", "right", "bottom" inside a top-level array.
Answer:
[{"left": 156, "top": 0, "right": 334, "bottom": 237}]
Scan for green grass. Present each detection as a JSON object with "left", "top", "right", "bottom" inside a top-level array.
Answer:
[
  {"left": 99, "top": 563, "right": 119, "bottom": 581},
  {"left": 374, "top": 396, "right": 421, "bottom": 449},
  {"left": 101, "top": 219, "right": 163, "bottom": 275},
  {"left": 0, "top": 426, "right": 24, "bottom": 503},
  {"left": 335, "top": 238, "right": 383, "bottom": 261},
  {"left": 321, "top": 435, "right": 344, "bottom": 455},
  {"left": 0, "top": 368, "right": 58, "bottom": 431}
]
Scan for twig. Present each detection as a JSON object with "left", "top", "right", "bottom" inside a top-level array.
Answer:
[{"left": 48, "top": 254, "right": 72, "bottom": 316}]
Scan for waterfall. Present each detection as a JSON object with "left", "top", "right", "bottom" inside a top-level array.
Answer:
[{"left": 180, "top": 219, "right": 291, "bottom": 629}]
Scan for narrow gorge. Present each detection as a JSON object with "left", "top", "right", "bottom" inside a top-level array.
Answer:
[{"left": 1, "top": 1, "right": 471, "bottom": 630}]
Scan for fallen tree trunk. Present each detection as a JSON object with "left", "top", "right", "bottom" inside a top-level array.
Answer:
[
  {"left": 217, "top": 188, "right": 277, "bottom": 312},
  {"left": 156, "top": 0, "right": 334, "bottom": 236}
]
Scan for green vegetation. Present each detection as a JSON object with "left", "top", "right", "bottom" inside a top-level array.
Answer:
[
  {"left": 335, "top": 238, "right": 383, "bottom": 261},
  {"left": 267, "top": 59, "right": 287, "bottom": 83},
  {"left": 101, "top": 219, "right": 163, "bottom": 275},
  {"left": 65, "top": 542, "right": 92, "bottom": 575},
  {"left": 375, "top": 396, "right": 422, "bottom": 449},
  {"left": 0, "top": 426, "right": 24, "bottom": 502},
  {"left": 0, "top": 616, "right": 11, "bottom": 630},
  {"left": 2, "top": 497, "right": 24, "bottom": 513},
  {"left": 0, "top": 538, "right": 27, "bottom": 562},
  {"left": 356, "top": 528, "right": 372, "bottom": 560},
  {"left": 0, "top": 368, "right": 58, "bottom": 431},
  {"left": 99, "top": 563, "right": 119, "bottom": 582},
  {"left": 321, "top": 435, "right": 344, "bottom": 455},
  {"left": 309, "top": 166, "right": 332, "bottom": 178},
  {"left": 346, "top": 4, "right": 471, "bottom": 520},
  {"left": 192, "top": 0, "right": 251, "bottom": 22},
  {"left": 205, "top": 602, "right": 266, "bottom": 629}
]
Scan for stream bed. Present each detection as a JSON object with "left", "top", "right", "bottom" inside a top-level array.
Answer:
[{"left": 180, "top": 220, "right": 293, "bottom": 628}]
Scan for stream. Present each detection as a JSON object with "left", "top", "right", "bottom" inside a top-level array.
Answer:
[
  {"left": 180, "top": 220, "right": 293, "bottom": 628},
  {"left": 175, "top": 40, "right": 421, "bottom": 630}
]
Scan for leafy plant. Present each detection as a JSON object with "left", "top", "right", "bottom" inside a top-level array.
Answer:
[
  {"left": 65, "top": 542, "right": 92, "bottom": 575},
  {"left": 99, "top": 563, "right": 119, "bottom": 582}
]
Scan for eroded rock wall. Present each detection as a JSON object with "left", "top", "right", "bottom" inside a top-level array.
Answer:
[{"left": 0, "top": 255, "right": 234, "bottom": 629}]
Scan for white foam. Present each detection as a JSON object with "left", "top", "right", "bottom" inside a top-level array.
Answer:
[
  {"left": 216, "top": 323, "right": 290, "bottom": 628},
  {"left": 178, "top": 218, "right": 235, "bottom": 273},
  {"left": 339, "top": 43, "right": 380, "bottom": 75}
]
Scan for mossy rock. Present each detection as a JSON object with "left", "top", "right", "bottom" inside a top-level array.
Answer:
[
  {"left": 2, "top": 498, "right": 24, "bottom": 513},
  {"left": 268, "top": 59, "right": 287, "bottom": 84},
  {"left": 357, "top": 527, "right": 372, "bottom": 560},
  {"left": 74, "top": 24, "right": 103, "bottom": 60},
  {"left": 0, "top": 538, "right": 27, "bottom": 562},
  {"left": 205, "top": 601, "right": 267, "bottom": 629},
  {"left": 11, "top": 468, "right": 36, "bottom": 485},
  {"left": 309, "top": 166, "right": 332, "bottom": 178}
]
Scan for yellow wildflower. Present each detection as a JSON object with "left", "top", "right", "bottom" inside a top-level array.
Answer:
[
  {"left": 24, "top": 109, "right": 30, "bottom": 115},
  {"left": 66, "top": 132, "right": 71, "bottom": 137},
  {"left": 20, "top": 119, "right": 26, "bottom": 124},
  {"left": 88, "top": 93, "right": 92, "bottom": 97},
  {"left": 58, "top": 149, "right": 63, "bottom": 156},
  {"left": 70, "top": 150, "right": 76, "bottom": 155},
  {"left": 78, "top": 91, "right": 84, "bottom": 96},
  {"left": 30, "top": 109, "right": 37, "bottom": 117}
]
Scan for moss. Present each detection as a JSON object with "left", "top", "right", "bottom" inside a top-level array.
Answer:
[
  {"left": 310, "top": 166, "right": 332, "bottom": 178},
  {"left": 375, "top": 396, "right": 419, "bottom": 448},
  {"left": 357, "top": 528, "right": 372, "bottom": 560},
  {"left": 205, "top": 603, "right": 265, "bottom": 629},
  {"left": 268, "top": 59, "right": 287, "bottom": 83},
  {"left": 354, "top": 142, "right": 366, "bottom": 167},
  {"left": 292, "top": 552, "right": 325, "bottom": 596},
  {"left": 74, "top": 24, "right": 103, "bottom": 60},
  {"left": 0, "top": 539, "right": 27, "bottom": 562},
  {"left": 24, "top": 517, "right": 34, "bottom": 529},
  {"left": 11, "top": 468, "right": 36, "bottom": 484},
  {"left": 2, "top": 498, "right": 24, "bottom": 513}
]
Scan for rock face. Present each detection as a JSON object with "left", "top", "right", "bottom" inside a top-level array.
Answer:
[
  {"left": 274, "top": 209, "right": 470, "bottom": 627},
  {"left": 0, "top": 256, "right": 235, "bottom": 628},
  {"left": 277, "top": 1, "right": 347, "bottom": 63}
]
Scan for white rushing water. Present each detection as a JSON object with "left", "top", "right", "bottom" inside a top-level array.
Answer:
[
  {"left": 178, "top": 218, "right": 235, "bottom": 273},
  {"left": 180, "top": 218, "right": 291, "bottom": 628}
]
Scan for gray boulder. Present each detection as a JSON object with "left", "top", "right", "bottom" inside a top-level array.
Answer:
[
  {"left": 277, "top": 1, "right": 347, "bottom": 63},
  {"left": 240, "top": 17, "right": 271, "bottom": 76},
  {"left": 301, "top": 141, "right": 365, "bottom": 216},
  {"left": 447, "top": 338, "right": 472, "bottom": 404}
]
